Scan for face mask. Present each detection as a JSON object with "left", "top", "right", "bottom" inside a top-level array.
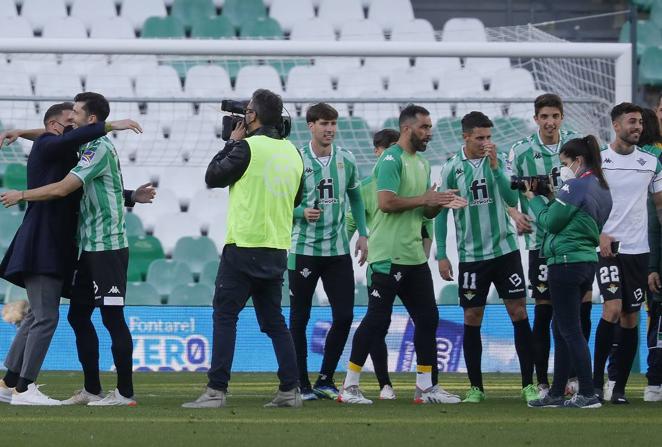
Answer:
[{"left": 559, "top": 160, "right": 577, "bottom": 182}]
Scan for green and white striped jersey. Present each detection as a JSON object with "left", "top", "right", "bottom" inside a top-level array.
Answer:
[
  {"left": 508, "top": 129, "right": 579, "bottom": 250},
  {"left": 70, "top": 135, "right": 128, "bottom": 252},
  {"left": 290, "top": 142, "right": 360, "bottom": 256},
  {"left": 439, "top": 148, "right": 518, "bottom": 263}
]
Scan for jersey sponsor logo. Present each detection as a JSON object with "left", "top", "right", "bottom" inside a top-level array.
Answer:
[
  {"left": 384, "top": 155, "right": 395, "bottom": 161},
  {"left": 637, "top": 157, "right": 647, "bottom": 166},
  {"left": 469, "top": 178, "right": 493, "bottom": 206},
  {"left": 300, "top": 268, "right": 312, "bottom": 278},
  {"left": 393, "top": 271, "right": 402, "bottom": 282},
  {"left": 80, "top": 149, "right": 96, "bottom": 167},
  {"left": 508, "top": 273, "right": 523, "bottom": 288},
  {"left": 371, "top": 289, "right": 381, "bottom": 298},
  {"left": 108, "top": 286, "right": 121, "bottom": 295}
]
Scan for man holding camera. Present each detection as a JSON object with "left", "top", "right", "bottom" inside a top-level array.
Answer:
[
  {"left": 183, "top": 89, "right": 304, "bottom": 408},
  {"left": 507, "top": 94, "right": 584, "bottom": 397},
  {"left": 437, "top": 112, "right": 537, "bottom": 404}
]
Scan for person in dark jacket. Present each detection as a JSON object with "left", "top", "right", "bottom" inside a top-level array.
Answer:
[
  {"left": 526, "top": 135, "right": 612, "bottom": 409},
  {"left": 0, "top": 102, "right": 148, "bottom": 405}
]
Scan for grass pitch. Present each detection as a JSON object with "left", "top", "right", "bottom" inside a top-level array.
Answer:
[{"left": 0, "top": 372, "right": 660, "bottom": 447}]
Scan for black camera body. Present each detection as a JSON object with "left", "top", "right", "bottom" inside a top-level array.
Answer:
[
  {"left": 220, "top": 99, "right": 291, "bottom": 141},
  {"left": 510, "top": 175, "right": 552, "bottom": 196}
]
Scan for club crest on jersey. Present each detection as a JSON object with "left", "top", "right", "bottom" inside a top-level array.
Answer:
[
  {"left": 607, "top": 284, "right": 619, "bottom": 294},
  {"left": 80, "top": 149, "right": 96, "bottom": 167},
  {"left": 300, "top": 268, "right": 312, "bottom": 278},
  {"left": 536, "top": 283, "right": 548, "bottom": 294},
  {"left": 637, "top": 157, "right": 647, "bottom": 166},
  {"left": 394, "top": 272, "right": 402, "bottom": 282},
  {"left": 464, "top": 291, "right": 476, "bottom": 300},
  {"left": 337, "top": 162, "right": 344, "bottom": 169}
]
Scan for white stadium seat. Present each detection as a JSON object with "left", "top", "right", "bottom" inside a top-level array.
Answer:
[
  {"left": 188, "top": 188, "right": 229, "bottom": 232},
  {"left": 184, "top": 65, "right": 232, "bottom": 98},
  {"left": 90, "top": 17, "right": 136, "bottom": 39},
  {"left": 286, "top": 65, "right": 333, "bottom": 99},
  {"left": 387, "top": 68, "right": 435, "bottom": 98},
  {"left": 339, "top": 19, "right": 384, "bottom": 41},
  {"left": 289, "top": 18, "right": 336, "bottom": 41},
  {"left": 135, "top": 65, "right": 184, "bottom": 98},
  {"left": 132, "top": 187, "right": 182, "bottom": 230},
  {"left": 464, "top": 57, "right": 511, "bottom": 84},
  {"left": 0, "top": 17, "right": 33, "bottom": 38},
  {"left": 86, "top": 73, "right": 135, "bottom": 98},
  {"left": 0, "top": 0, "right": 17, "bottom": 18},
  {"left": 336, "top": 68, "right": 384, "bottom": 96},
  {"left": 120, "top": 0, "right": 167, "bottom": 32},
  {"left": 441, "top": 17, "right": 487, "bottom": 42},
  {"left": 318, "top": 0, "right": 365, "bottom": 32},
  {"left": 440, "top": 68, "right": 484, "bottom": 97},
  {"left": 415, "top": 57, "right": 462, "bottom": 83},
  {"left": 391, "top": 18, "right": 436, "bottom": 41},
  {"left": 353, "top": 102, "right": 401, "bottom": 130},
  {"left": 0, "top": 68, "right": 32, "bottom": 96},
  {"left": 488, "top": 68, "right": 536, "bottom": 97},
  {"left": 34, "top": 66, "right": 84, "bottom": 97},
  {"left": 314, "top": 57, "right": 361, "bottom": 82},
  {"left": 109, "top": 54, "right": 159, "bottom": 80},
  {"left": 42, "top": 17, "right": 88, "bottom": 39},
  {"left": 153, "top": 166, "right": 208, "bottom": 205},
  {"left": 21, "top": 0, "right": 67, "bottom": 32},
  {"left": 70, "top": 0, "right": 117, "bottom": 30},
  {"left": 269, "top": 0, "right": 314, "bottom": 34},
  {"left": 206, "top": 213, "right": 229, "bottom": 250},
  {"left": 362, "top": 57, "right": 411, "bottom": 80},
  {"left": 152, "top": 212, "right": 204, "bottom": 255},
  {"left": 234, "top": 65, "right": 283, "bottom": 97},
  {"left": 368, "top": 0, "right": 414, "bottom": 33}
]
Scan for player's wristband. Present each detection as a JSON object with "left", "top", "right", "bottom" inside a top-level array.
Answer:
[{"left": 104, "top": 122, "right": 113, "bottom": 133}]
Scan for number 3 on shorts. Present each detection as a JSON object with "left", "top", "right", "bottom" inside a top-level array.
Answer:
[
  {"left": 537, "top": 264, "right": 548, "bottom": 282},
  {"left": 599, "top": 266, "right": 619, "bottom": 284}
]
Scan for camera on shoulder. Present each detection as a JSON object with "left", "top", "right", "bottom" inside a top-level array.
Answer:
[
  {"left": 220, "top": 99, "right": 291, "bottom": 141},
  {"left": 510, "top": 175, "right": 552, "bottom": 196}
]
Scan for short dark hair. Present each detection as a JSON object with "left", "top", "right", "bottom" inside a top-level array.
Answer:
[
  {"left": 373, "top": 128, "right": 399, "bottom": 148},
  {"left": 399, "top": 104, "right": 429, "bottom": 128},
  {"left": 534, "top": 93, "right": 563, "bottom": 116},
  {"left": 74, "top": 92, "right": 110, "bottom": 121},
  {"left": 610, "top": 102, "right": 643, "bottom": 122},
  {"left": 461, "top": 111, "right": 493, "bottom": 134},
  {"left": 43, "top": 101, "right": 73, "bottom": 126},
  {"left": 306, "top": 102, "right": 338, "bottom": 123},
  {"left": 251, "top": 88, "right": 283, "bottom": 127},
  {"left": 639, "top": 108, "right": 662, "bottom": 147}
]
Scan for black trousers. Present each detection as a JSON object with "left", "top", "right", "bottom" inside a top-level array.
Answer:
[
  {"left": 548, "top": 262, "right": 595, "bottom": 397},
  {"left": 207, "top": 244, "right": 298, "bottom": 392},
  {"left": 647, "top": 299, "right": 662, "bottom": 386}
]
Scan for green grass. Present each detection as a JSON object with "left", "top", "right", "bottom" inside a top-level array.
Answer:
[{"left": 0, "top": 372, "right": 660, "bottom": 446}]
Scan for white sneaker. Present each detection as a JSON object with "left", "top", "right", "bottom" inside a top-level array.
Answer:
[
  {"left": 379, "top": 384, "right": 396, "bottom": 400},
  {"left": 644, "top": 385, "right": 662, "bottom": 402},
  {"left": 337, "top": 385, "right": 373, "bottom": 405},
  {"left": 603, "top": 380, "right": 615, "bottom": 402},
  {"left": 537, "top": 384, "right": 550, "bottom": 399},
  {"left": 61, "top": 389, "right": 104, "bottom": 405},
  {"left": 0, "top": 379, "right": 14, "bottom": 403},
  {"left": 10, "top": 384, "right": 61, "bottom": 406},
  {"left": 414, "top": 385, "right": 461, "bottom": 404},
  {"left": 88, "top": 389, "right": 137, "bottom": 407},
  {"left": 565, "top": 378, "right": 579, "bottom": 396}
]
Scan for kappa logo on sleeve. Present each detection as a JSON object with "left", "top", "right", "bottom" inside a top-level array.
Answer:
[
  {"left": 80, "top": 149, "right": 96, "bottom": 167},
  {"left": 384, "top": 155, "right": 395, "bottom": 161}
]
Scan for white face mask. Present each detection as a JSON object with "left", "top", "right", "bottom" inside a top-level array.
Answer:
[{"left": 559, "top": 160, "right": 577, "bottom": 183}]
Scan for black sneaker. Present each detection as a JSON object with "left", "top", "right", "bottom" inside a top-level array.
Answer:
[
  {"left": 611, "top": 392, "right": 630, "bottom": 405},
  {"left": 527, "top": 395, "right": 564, "bottom": 408},
  {"left": 564, "top": 394, "right": 602, "bottom": 409},
  {"left": 594, "top": 388, "right": 604, "bottom": 403}
]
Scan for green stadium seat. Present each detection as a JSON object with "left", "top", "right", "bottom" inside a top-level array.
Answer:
[
  {"left": 239, "top": 16, "right": 283, "bottom": 39},
  {"left": 3, "top": 163, "right": 27, "bottom": 190},
  {"left": 128, "top": 235, "right": 165, "bottom": 282},
  {"left": 4, "top": 284, "right": 27, "bottom": 304},
  {"left": 199, "top": 259, "right": 220, "bottom": 287},
  {"left": 141, "top": 16, "right": 186, "bottom": 39},
  {"left": 213, "top": 59, "right": 256, "bottom": 82},
  {"left": 125, "top": 212, "right": 145, "bottom": 238},
  {"left": 222, "top": 0, "right": 267, "bottom": 29},
  {"left": 168, "top": 283, "right": 213, "bottom": 306},
  {"left": 651, "top": 3, "right": 662, "bottom": 29},
  {"left": 640, "top": 46, "right": 662, "bottom": 86},
  {"left": 438, "top": 284, "right": 458, "bottom": 306},
  {"left": 281, "top": 277, "right": 290, "bottom": 306},
  {"left": 146, "top": 259, "right": 194, "bottom": 299},
  {"left": 191, "top": 15, "right": 236, "bottom": 38},
  {"left": 0, "top": 211, "right": 22, "bottom": 246},
  {"left": 125, "top": 282, "right": 162, "bottom": 305},
  {"left": 619, "top": 20, "right": 662, "bottom": 54},
  {"left": 289, "top": 117, "right": 310, "bottom": 148},
  {"left": 355, "top": 286, "right": 369, "bottom": 305},
  {"left": 171, "top": 0, "right": 215, "bottom": 30},
  {"left": 382, "top": 117, "right": 399, "bottom": 130},
  {"left": 633, "top": 0, "right": 655, "bottom": 11},
  {"left": 492, "top": 117, "right": 531, "bottom": 151},
  {"left": 172, "top": 236, "right": 219, "bottom": 276},
  {"left": 267, "top": 58, "right": 311, "bottom": 82},
  {"left": 336, "top": 117, "right": 372, "bottom": 152}
]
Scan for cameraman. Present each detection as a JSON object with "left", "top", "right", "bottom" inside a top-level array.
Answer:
[
  {"left": 526, "top": 136, "right": 612, "bottom": 409},
  {"left": 183, "top": 89, "right": 304, "bottom": 409}
]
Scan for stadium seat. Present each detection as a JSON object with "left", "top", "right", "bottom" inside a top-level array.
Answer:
[
  {"left": 190, "top": 15, "right": 235, "bottom": 38},
  {"left": 336, "top": 68, "right": 384, "bottom": 96},
  {"left": 391, "top": 18, "right": 436, "bottom": 41},
  {"left": 353, "top": 102, "right": 401, "bottom": 131},
  {"left": 134, "top": 65, "right": 184, "bottom": 98},
  {"left": 21, "top": 0, "right": 67, "bottom": 32},
  {"left": 239, "top": 16, "right": 283, "bottom": 39},
  {"left": 313, "top": 56, "right": 361, "bottom": 82},
  {"left": 3, "top": 163, "right": 27, "bottom": 190},
  {"left": 488, "top": 68, "right": 536, "bottom": 97},
  {"left": 171, "top": 0, "right": 215, "bottom": 30},
  {"left": 362, "top": 57, "right": 412, "bottom": 79},
  {"left": 336, "top": 117, "right": 373, "bottom": 151},
  {"left": 441, "top": 68, "right": 484, "bottom": 97},
  {"left": 268, "top": 0, "right": 314, "bottom": 34},
  {"left": 108, "top": 54, "right": 159, "bottom": 80},
  {"left": 387, "top": 68, "right": 435, "bottom": 98},
  {"left": 339, "top": 19, "right": 384, "bottom": 41},
  {"left": 141, "top": 16, "right": 186, "bottom": 39},
  {"left": 234, "top": 65, "right": 284, "bottom": 97},
  {"left": 464, "top": 58, "right": 511, "bottom": 83},
  {"left": 167, "top": 283, "right": 213, "bottom": 306},
  {"left": 286, "top": 65, "right": 333, "bottom": 99},
  {"left": 184, "top": 64, "right": 232, "bottom": 97},
  {"left": 132, "top": 187, "right": 181, "bottom": 230},
  {"left": 441, "top": 17, "right": 487, "bottom": 42},
  {"left": 152, "top": 212, "right": 204, "bottom": 255},
  {"left": 86, "top": 72, "right": 134, "bottom": 98},
  {"left": 222, "top": 0, "right": 267, "bottom": 29},
  {"left": 146, "top": 259, "right": 194, "bottom": 299},
  {"left": 368, "top": 0, "right": 414, "bottom": 33},
  {"left": 125, "top": 212, "right": 145, "bottom": 238},
  {"left": 90, "top": 17, "right": 136, "bottom": 39},
  {"left": 438, "top": 284, "right": 458, "bottom": 305},
  {"left": 121, "top": 0, "right": 167, "bottom": 32},
  {"left": 0, "top": 68, "right": 32, "bottom": 97},
  {"left": 0, "top": 0, "right": 16, "bottom": 18},
  {"left": 34, "top": 67, "right": 84, "bottom": 98},
  {"left": 199, "top": 259, "right": 220, "bottom": 287},
  {"left": 42, "top": 17, "right": 88, "bottom": 39},
  {"left": 0, "top": 16, "right": 33, "bottom": 38},
  {"left": 70, "top": 0, "right": 117, "bottom": 30},
  {"left": 0, "top": 211, "right": 23, "bottom": 247},
  {"left": 289, "top": 18, "right": 336, "bottom": 41},
  {"left": 651, "top": 2, "right": 662, "bottom": 29},
  {"left": 415, "top": 57, "right": 462, "bottom": 82},
  {"left": 127, "top": 235, "right": 165, "bottom": 282},
  {"left": 318, "top": 0, "right": 364, "bottom": 32},
  {"left": 640, "top": 46, "right": 662, "bottom": 86},
  {"left": 487, "top": 288, "right": 500, "bottom": 305},
  {"left": 172, "top": 236, "right": 219, "bottom": 277},
  {"left": 4, "top": 284, "right": 27, "bottom": 304},
  {"left": 125, "top": 281, "right": 162, "bottom": 305},
  {"left": 206, "top": 215, "right": 228, "bottom": 251}
]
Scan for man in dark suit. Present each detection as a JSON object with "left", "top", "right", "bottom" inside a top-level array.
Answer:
[{"left": 0, "top": 102, "right": 150, "bottom": 405}]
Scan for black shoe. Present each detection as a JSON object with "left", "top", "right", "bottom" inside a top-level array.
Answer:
[
  {"left": 527, "top": 395, "right": 564, "bottom": 408},
  {"left": 611, "top": 392, "right": 630, "bottom": 405},
  {"left": 564, "top": 394, "right": 602, "bottom": 409},
  {"left": 594, "top": 388, "right": 604, "bottom": 403}
]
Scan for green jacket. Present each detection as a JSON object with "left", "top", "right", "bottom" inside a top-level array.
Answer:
[{"left": 528, "top": 173, "right": 612, "bottom": 266}]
